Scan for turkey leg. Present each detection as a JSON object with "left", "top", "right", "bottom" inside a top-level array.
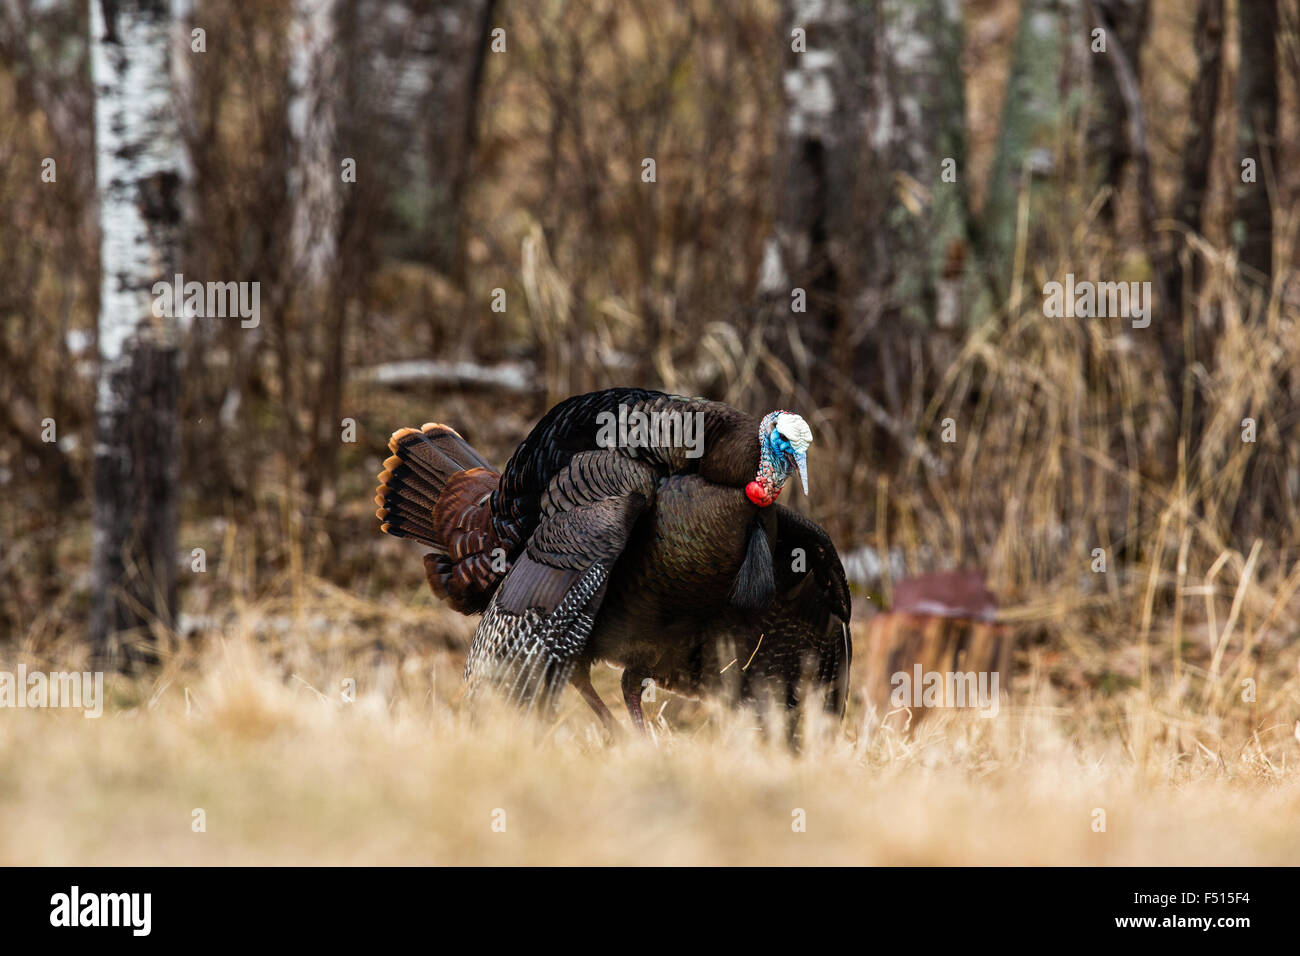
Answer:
[
  {"left": 571, "top": 667, "right": 621, "bottom": 737},
  {"left": 621, "top": 668, "right": 653, "bottom": 733}
]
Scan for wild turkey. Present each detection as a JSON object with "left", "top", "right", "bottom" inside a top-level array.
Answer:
[{"left": 375, "top": 387, "right": 851, "bottom": 731}]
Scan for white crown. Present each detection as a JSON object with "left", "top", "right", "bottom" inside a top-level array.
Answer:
[{"left": 774, "top": 412, "right": 812, "bottom": 452}]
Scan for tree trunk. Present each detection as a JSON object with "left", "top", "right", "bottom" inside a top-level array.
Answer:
[
  {"left": 1230, "top": 0, "right": 1285, "bottom": 536},
  {"left": 1235, "top": 0, "right": 1278, "bottom": 285},
  {"left": 764, "top": 0, "right": 970, "bottom": 375},
  {"left": 860, "top": 0, "right": 972, "bottom": 332},
  {"left": 1167, "top": 0, "right": 1224, "bottom": 295},
  {"left": 983, "top": 0, "right": 1080, "bottom": 296},
  {"left": 1157, "top": 0, "right": 1223, "bottom": 461},
  {"left": 287, "top": 0, "right": 341, "bottom": 288},
  {"left": 424, "top": 0, "right": 497, "bottom": 284},
  {"left": 760, "top": 0, "right": 860, "bottom": 386},
  {"left": 1087, "top": 0, "right": 1150, "bottom": 227},
  {"left": 88, "top": 0, "right": 183, "bottom": 662}
]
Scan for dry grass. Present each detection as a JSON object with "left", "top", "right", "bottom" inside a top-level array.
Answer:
[{"left": 2, "top": 590, "right": 1298, "bottom": 866}]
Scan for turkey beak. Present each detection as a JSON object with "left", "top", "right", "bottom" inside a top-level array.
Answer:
[{"left": 795, "top": 450, "right": 809, "bottom": 495}]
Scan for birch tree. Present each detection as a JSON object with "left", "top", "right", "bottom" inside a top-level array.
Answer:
[
  {"left": 89, "top": 0, "right": 183, "bottom": 660},
  {"left": 761, "top": 0, "right": 860, "bottom": 378},
  {"left": 287, "top": 0, "right": 340, "bottom": 288},
  {"left": 859, "top": 0, "right": 971, "bottom": 332},
  {"left": 762, "top": 0, "right": 972, "bottom": 454}
]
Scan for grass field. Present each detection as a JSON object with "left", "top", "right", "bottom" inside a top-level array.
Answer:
[{"left": 3, "top": 590, "right": 1297, "bottom": 866}]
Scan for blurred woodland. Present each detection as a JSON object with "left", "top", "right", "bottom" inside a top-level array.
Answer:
[{"left": 0, "top": 0, "right": 1297, "bottom": 717}]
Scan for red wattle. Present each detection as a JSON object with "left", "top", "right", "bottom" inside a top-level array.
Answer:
[{"left": 746, "top": 481, "right": 777, "bottom": 507}]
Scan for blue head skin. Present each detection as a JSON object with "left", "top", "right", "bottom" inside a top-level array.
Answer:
[{"left": 747, "top": 411, "right": 812, "bottom": 507}]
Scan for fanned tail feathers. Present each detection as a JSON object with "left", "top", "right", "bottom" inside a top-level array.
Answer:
[{"left": 375, "top": 423, "right": 513, "bottom": 614}]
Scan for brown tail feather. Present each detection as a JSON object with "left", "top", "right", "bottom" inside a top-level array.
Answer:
[{"left": 376, "top": 423, "right": 512, "bottom": 614}]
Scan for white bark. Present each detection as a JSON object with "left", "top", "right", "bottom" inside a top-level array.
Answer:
[
  {"left": 90, "top": 0, "right": 181, "bottom": 375},
  {"left": 770, "top": 0, "right": 971, "bottom": 320},
  {"left": 89, "top": 0, "right": 183, "bottom": 654},
  {"left": 784, "top": 0, "right": 847, "bottom": 144},
  {"left": 287, "top": 0, "right": 341, "bottom": 286},
  {"left": 171, "top": 0, "right": 197, "bottom": 210},
  {"left": 760, "top": 0, "right": 852, "bottom": 297}
]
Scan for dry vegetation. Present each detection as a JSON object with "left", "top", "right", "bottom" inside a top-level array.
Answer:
[
  {"left": 2, "top": 600, "right": 1298, "bottom": 865},
  {"left": 1, "top": 0, "right": 1299, "bottom": 864},
  {"left": 7, "top": 246, "right": 1298, "bottom": 864}
]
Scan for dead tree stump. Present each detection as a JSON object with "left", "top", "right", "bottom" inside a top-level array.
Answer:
[{"left": 860, "top": 571, "right": 1014, "bottom": 728}]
